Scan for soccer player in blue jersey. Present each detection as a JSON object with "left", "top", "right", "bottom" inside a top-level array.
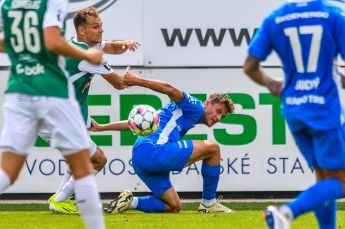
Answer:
[
  {"left": 91, "top": 68, "right": 235, "bottom": 213},
  {"left": 243, "top": 0, "right": 345, "bottom": 228}
]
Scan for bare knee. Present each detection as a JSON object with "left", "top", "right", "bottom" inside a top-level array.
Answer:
[
  {"left": 91, "top": 147, "right": 107, "bottom": 171},
  {"left": 166, "top": 200, "right": 182, "bottom": 213},
  {"left": 204, "top": 141, "right": 220, "bottom": 163}
]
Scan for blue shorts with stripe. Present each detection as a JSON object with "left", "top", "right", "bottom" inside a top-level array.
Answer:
[
  {"left": 289, "top": 121, "right": 345, "bottom": 170},
  {"left": 132, "top": 139, "right": 193, "bottom": 196}
]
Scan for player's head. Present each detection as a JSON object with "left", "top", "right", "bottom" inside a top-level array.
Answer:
[
  {"left": 73, "top": 7, "right": 103, "bottom": 45},
  {"left": 203, "top": 93, "right": 234, "bottom": 127}
]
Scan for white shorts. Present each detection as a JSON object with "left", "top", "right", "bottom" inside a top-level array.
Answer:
[
  {"left": 39, "top": 129, "right": 97, "bottom": 157},
  {"left": 0, "top": 93, "right": 90, "bottom": 156}
]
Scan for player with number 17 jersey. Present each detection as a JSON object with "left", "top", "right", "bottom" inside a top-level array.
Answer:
[{"left": 248, "top": 1, "right": 345, "bottom": 132}]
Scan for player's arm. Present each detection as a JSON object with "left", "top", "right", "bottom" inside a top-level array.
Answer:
[
  {"left": 89, "top": 119, "right": 129, "bottom": 132},
  {"left": 103, "top": 40, "right": 140, "bottom": 54},
  {"left": 243, "top": 55, "right": 283, "bottom": 97},
  {"left": 78, "top": 58, "right": 126, "bottom": 90},
  {"left": 124, "top": 67, "right": 184, "bottom": 103},
  {"left": 44, "top": 27, "right": 102, "bottom": 65},
  {"left": 101, "top": 72, "right": 126, "bottom": 90}
]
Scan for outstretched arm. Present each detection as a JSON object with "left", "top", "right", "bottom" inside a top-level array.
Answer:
[
  {"left": 103, "top": 40, "right": 141, "bottom": 54},
  {"left": 243, "top": 55, "right": 283, "bottom": 97},
  {"left": 44, "top": 27, "right": 103, "bottom": 65},
  {"left": 89, "top": 120, "right": 129, "bottom": 132},
  {"left": 123, "top": 67, "right": 184, "bottom": 103}
]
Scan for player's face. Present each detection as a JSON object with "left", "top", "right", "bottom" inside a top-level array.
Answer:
[
  {"left": 203, "top": 101, "right": 228, "bottom": 127},
  {"left": 84, "top": 16, "right": 103, "bottom": 44}
]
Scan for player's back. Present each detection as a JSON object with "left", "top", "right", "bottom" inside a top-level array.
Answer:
[
  {"left": 250, "top": 0, "right": 345, "bottom": 131},
  {"left": 1, "top": 0, "right": 70, "bottom": 98}
]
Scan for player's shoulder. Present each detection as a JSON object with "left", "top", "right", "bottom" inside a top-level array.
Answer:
[{"left": 70, "top": 37, "right": 89, "bottom": 50}]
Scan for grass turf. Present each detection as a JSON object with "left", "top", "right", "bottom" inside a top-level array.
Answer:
[{"left": 0, "top": 202, "right": 344, "bottom": 229}]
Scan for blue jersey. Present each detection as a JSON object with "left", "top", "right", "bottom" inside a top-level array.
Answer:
[
  {"left": 133, "top": 92, "right": 204, "bottom": 149},
  {"left": 248, "top": 0, "right": 345, "bottom": 132}
]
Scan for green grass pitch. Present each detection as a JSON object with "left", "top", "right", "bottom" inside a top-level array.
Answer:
[{"left": 0, "top": 202, "right": 344, "bottom": 229}]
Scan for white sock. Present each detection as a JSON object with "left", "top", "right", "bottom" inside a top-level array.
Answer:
[
  {"left": 56, "top": 168, "right": 72, "bottom": 195},
  {"left": 202, "top": 198, "right": 216, "bottom": 207},
  {"left": 55, "top": 177, "right": 75, "bottom": 202},
  {"left": 55, "top": 169, "right": 99, "bottom": 202},
  {"left": 75, "top": 175, "right": 104, "bottom": 229},
  {"left": 0, "top": 169, "right": 10, "bottom": 193},
  {"left": 130, "top": 197, "right": 138, "bottom": 209},
  {"left": 279, "top": 205, "right": 294, "bottom": 221}
]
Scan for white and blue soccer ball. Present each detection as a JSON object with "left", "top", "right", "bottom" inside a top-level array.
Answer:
[{"left": 128, "top": 105, "right": 159, "bottom": 136}]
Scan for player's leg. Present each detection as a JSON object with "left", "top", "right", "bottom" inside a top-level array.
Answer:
[
  {"left": 45, "top": 97, "right": 104, "bottom": 229},
  {"left": 0, "top": 94, "right": 39, "bottom": 193},
  {"left": 265, "top": 127, "right": 345, "bottom": 229},
  {"left": 53, "top": 144, "right": 106, "bottom": 204},
  {"left": 312, "top": 169, "right": 337, "bottom": 229},
  {"left": 184, "top": 140, "right": 231, "bottom": 212},
  {"left": 0, "top": 152, "right": 26, "bottom": 192}
]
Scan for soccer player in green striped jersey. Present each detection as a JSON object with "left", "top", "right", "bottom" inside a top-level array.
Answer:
[
  {"left": 0, "top": 1, "right": 105, "bottom": 228},
  {"left": 40, "top": 7, "right": 140, "bottom": 214}
]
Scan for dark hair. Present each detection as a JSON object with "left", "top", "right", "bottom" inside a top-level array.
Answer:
[
  {"left": 73, "top": 7, "right": 100, "bottom": 30},
  {"left": 208, "top": 93, "right": 235, "bottom": 114}
]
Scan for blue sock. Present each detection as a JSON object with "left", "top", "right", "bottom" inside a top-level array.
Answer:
[
  {"left": 201, "top": 163, "right": 220, "bottom": 200},
  {"left": 314, "top": 199, "right": 336, "bottom": 229},
  {"left": 288, "top": 178, "right": 343, "bottom": 219},
  {"left": 136, "top": 196, "right": 165, "bottom": 213}
]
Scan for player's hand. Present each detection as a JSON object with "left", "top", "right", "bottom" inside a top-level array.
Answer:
[
  {"left": 85, "top": 48, "right": 103, "bottom": 65},
  {"left": 88, "top": 119, "right": 102, "bottom": 132},
  {"left": 121, "top": 40, "right": 141, "bottom": 51},
  {"left": 123, "top": 66, "right": 142, "bottom": 86},
  {"left": 266, "top": 77, "right": 283, "bottom": 97}
]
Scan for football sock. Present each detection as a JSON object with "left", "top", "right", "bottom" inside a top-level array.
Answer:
[
  {"left": 130, "top": 197, "right": 139, "bottom": 209},
  {"left": 314, "top": 199, "right": 336, "bottom": 229},
  {"left": 55, "top": 177, "right": 74, "bottom": 202},
  {"left": 201, "top": 163, "right": 220, "bottom": 200},
  {"left": 56, "top": 168, "right": 72, "bottom": 194},
  {"left": 288, "top": 178, "right": 343, "bottom": 219},
  {"left": 202, "top": 198, "right": 216, "bottom": 207},
  {"left": 135, "top": 196, "right": 165, "bottom": 213},
  {"left": 55, "top": 169, "right": 98, "bottom": 202},
  {"left": 0, "top": 169, "right": 10, "bottom": 193},
  {"left": 75, "top": 175, "right": 104, "bottom": 229}
]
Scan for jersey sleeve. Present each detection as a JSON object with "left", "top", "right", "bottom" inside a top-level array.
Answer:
[
  {"left": 248, "top": 16, "right": 273, "bottom": 61},
  {"left": 43, "top": 0, "right": 68, "bottom": 29},
  {"left": 78, "top": 57, "right": 114, "bottom": 75},
  {"left": 175, "top": 92, "right": 204, "bottom": 123},
  {"left": 96, "top": 41, "right": 106, "bottom": 50}
]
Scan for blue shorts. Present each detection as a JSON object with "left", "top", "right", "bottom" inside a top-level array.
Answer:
[
  {"left": 291, "top": 123, "right": 345, "bottom": 170},
  {"left": 132, "top": 140, "right": 193, "bottom": 196}
]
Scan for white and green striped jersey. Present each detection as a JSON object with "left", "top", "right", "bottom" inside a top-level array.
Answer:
[
  {"left": 0, "top": 0, "right": 70, "bottom": 98},
  {"left": 66, "top": 38, "right": 113, "bottom": 125}
]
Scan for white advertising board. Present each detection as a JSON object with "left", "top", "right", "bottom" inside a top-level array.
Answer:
[
  {"left": 0, "top": 0, "right": 144, "bottom": 66},
  {"left": 0, "top": 68, "right": 318, "bottom": 193},
  {"left": 143, "top": 0, "right": 284, "bottom": 66}
]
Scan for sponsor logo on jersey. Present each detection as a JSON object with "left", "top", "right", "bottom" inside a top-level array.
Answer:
[
  {"left": 16, "top": 63, "right": 45, "bottom": 76},
  {"left": 66, "top": 0, "right": 118, "bottom": 19}
]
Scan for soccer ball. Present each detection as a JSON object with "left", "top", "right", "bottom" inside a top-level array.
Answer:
[{"left": 128, "top": 105, "right": 159, "bottom": 136}]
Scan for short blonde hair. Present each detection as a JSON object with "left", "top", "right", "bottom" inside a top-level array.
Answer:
[
  {"left": 208, "top": 93, "right": 235, "bottom": 114},
  {"left": 73, "top": 7, "right": 100, "bottom": 30}
]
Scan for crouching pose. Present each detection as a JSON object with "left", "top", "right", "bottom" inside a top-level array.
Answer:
[{"left": 91, "top": 68, "right": 235, "bottom": 213}]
